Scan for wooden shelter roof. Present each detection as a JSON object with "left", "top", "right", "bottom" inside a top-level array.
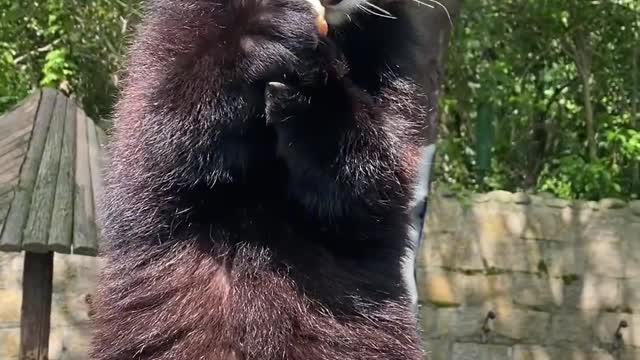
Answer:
[{"left": 0, "top": 89, "right": 105, "bottom": 256}]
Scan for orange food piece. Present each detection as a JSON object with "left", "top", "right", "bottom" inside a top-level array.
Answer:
[
  {"left": 306, "top": 0, "right": 328, "bottom": 36},
  {"left": 317, "top": 17, "right": 329, "bottom": 37}
]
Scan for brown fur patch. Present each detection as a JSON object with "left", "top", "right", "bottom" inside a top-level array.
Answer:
[{"left": 91, "top": 240, "right": 423, "bottom": 359}]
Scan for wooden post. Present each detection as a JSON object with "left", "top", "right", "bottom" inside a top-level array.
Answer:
[{"left": 20, "top": 251, "right": 54, "bottom": 360}]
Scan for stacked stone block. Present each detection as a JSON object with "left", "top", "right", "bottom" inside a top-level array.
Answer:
[{"left": 417, "top": 191, "right": 640, "bottom": 360}]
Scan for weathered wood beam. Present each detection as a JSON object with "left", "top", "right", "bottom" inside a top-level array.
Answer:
[
  {"left": 73, "top": 107, "right": 98, "bottom": 256},
  {"left": 0, "top": 147, "right": 28, "bottom": 174},
  {"left": 0, "top": 191, "right": 14, "bottom": 237},
  {"left": 23, "top": 93, "right": 67, "bottom": 253},
  {"left": 49, "top": 98, "right": 77, "bottom": 254},
  {"left": 19, "top": 251, "right": 54, "bottom": 360},
  {"left": 0, "top": 127, "right": 31, "bottom": 158},
  {"left": 0, "top": 90, "right": 50, "bottom": 252}
]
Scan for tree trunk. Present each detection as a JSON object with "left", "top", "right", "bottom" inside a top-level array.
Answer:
[
  {"left": 569, "top": 2, "right": 597, "bottom": 162},
  {"left": 525, "top": 70, "right": 549, "bottom": 189},
  {"left": 632, "top": 41, "right": 639, "bottom": 191},
  {"left": 581, "top": 70, "right": 597, "bottom": 162},
  {"left": 572, "top": 38, "right": 596, "bottom": 162}
]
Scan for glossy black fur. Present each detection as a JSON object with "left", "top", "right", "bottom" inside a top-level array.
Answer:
[{"left": 91, "top": 0, "right": 430, "bottom": 359}]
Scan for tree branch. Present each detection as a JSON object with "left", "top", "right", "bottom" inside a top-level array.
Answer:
[{"left": 13, "top": 39, "right": 63, "bottom": 65}]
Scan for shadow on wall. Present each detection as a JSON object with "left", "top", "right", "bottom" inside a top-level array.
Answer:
[{"left": 416, "top": 190, "right": 640, "bottom": 360}]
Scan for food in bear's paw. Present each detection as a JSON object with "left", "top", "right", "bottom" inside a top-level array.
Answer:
[{"left": 306, "top": 0, "right": 328, "bottom": 36}]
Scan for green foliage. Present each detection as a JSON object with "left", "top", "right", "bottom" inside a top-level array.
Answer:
[
  {"left": 538, "top": 155, "right": 622, "bottom": 199},
  {"left": 0, "top": 0, "right": 141, "bottom": 119},
  {"left": 1, "top": 0, "right": 638, "bottom": 200},
  {"left": 0, "top": 43, "right": 30, "bottom": 110},
  {"left": 438, "top": 0, "right": 640, "bottom": 200},
  {"left": 41, "top": 48, "right": 76, "bottom": 88}
]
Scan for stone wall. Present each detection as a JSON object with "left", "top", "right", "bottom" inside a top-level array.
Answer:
[
  {"left": 417, "top": 191, "right": 640, "bottom": 360},
  {"left": 1, "top": 190, "right": 639, "bottom": 359},
  {"left": 0, "top": 252, "right": 99, "bottom": 359}
]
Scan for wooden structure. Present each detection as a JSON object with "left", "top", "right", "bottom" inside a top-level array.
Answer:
[{"left": 0, "top": 88, "right": 105, "bottom": 359}]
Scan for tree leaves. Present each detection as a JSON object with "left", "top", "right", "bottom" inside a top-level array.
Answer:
[
  {"left": 438, "top": 0, "right": 640, "bottom": 200},
  {"left": 0, "top": 0, "right": 141, "bottom": 119},
  {"left": 0, "top": 0, "right": 637, "bottom": 200}
]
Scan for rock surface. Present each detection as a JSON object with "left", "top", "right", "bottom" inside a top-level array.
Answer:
[{"left": 418, "top": 191, "right": 640, "bottom": 359}]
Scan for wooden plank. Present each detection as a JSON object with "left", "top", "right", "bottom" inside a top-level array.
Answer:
[
  {"left": 48, "top": 98, "right": 77, "bottom": 254},
  {"left": 88, "top": 121, "right": 104, "bottom": 244},
  {"left": 95, "top": 126, "right": 108, "bottom": 244},
  {"left": 0, "top": 106, "right": 34, "bottom": 125},
  {"left": 22, "top": 92, "right": 67, "bottom": 253},
  {"left": 0, "top": 190, "right": 14, "bottom": 249},
  {"left": 0, "top": 127, "right": 31, "bottom": 156},
  {"left": 0, "top": 92, "right": 39, "bottom": 250},
  {"left": 0, "top": 183, "right": 13, "bottom": 198},
  {"left": 0, "top": 173, "right": 18, "bottom": 188},
  {"left": 0, "top": 192, "right": 13, "bottom": 208},
  {"left": 96, "top": 126, "right": 109, "bottom": 168},
  {"left": 19, "top": 251, "right": 54, "bottom": 360},
  {"left": 0, "top": 143, "right": 26, "bottom": 163},
  {"left": 0, "top": 191, "right": 13, "bottom": 207},
  {"left": 0, "top": 191, "right": 13, "bottom": 221},
  {"left": 0, "top": 124, "right": 30, "bottom": 144},
  {"left": 0, "top": 112, "right": 25, "bottom": 135},
  {"left": 0, "top": 91, "right": 40, "bottom": 134},
  {"left": 73, "top": 107, "right": 98, "bottom": 256},
  {"left": 97, "top": 128, "right": 109, "bottom": 174},
  {"left": 0, "top": 157, "right": 24, "bottom": 179},
  {"left": 95, "top": 126, "right": 108, "bottom": 223},
  {"left": 88, "top": 121, "right": 104, "bottom": 203},
  {"left": 0, "top": 146, "right": 27, "bottom": 174},
  {"left": 0, "top": 89, "right": 51, "bottom": 252},
  {"left": 0, "top": 118, "right": 26, "bottom": 135},
  {"left": 0, "top": 157, "right": 22, "bottom": 180}
]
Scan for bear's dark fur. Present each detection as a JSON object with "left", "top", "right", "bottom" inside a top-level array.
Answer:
[{"left": 90, "top": 0, "right": 431, "bottom": 358}]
